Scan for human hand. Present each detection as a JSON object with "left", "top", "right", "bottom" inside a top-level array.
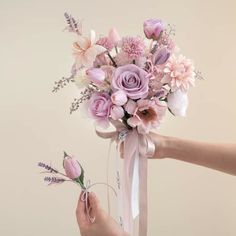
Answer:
[
  {"left": 120, "top": 132, "right": 168, "bottom": 159},
  {"left": 76, "top": 191, "right": 129, "bottom": 236}
]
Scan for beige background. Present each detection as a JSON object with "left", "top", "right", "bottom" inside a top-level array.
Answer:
[{"left": 1, "top": 0, "right": 236, "bottom": 235}]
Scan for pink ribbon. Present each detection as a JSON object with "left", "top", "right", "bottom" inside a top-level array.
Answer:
[
  {"left": 80, "top": 180, "right": 117, "bottom": 223},
  {"left": 96, "top": 120, "right": 155, "bottom": 236}
]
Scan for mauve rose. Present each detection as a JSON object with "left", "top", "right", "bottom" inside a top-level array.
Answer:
[
  {"left": 111, "top": 90, "right": 127, "bottom": 106},
  {"left": 112, "top": 64, "right": 149, "bottom": 100},
  {"left": 88, "top": 92, "right": 112, "bottom": 127},
  {"left": 143, "top": 19, "right": 165, "bottom": 40},
  {"left": 110, "top": 105, "right": 124, "bottom": 120}
]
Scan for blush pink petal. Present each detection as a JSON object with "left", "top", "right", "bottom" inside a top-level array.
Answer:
[
  {"left": 110, "top": 105, "right": 124, "bottom": 120},
  {"left": 124, "top": 100, "right": 137, "bottom": 115},
  {"left": 127, "top": 116, "right": 141, "bottom": 128},
  {"left": 64, "top": 158, "right": 81, "bottom": 180},
  {"left": 111, "top": 90, "right": 128, "bottom": 106}
]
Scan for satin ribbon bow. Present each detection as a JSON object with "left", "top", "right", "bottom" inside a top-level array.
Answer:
[{"left": 96, "top": 120, "right": 155, "bottom": 236}]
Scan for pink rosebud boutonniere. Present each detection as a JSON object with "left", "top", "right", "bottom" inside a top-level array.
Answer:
[{"left": 63, "top": 151, "right": 85, "bottom": 187}]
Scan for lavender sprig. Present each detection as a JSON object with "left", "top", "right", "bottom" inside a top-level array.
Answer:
[
  {"left": 38, "top": 162, "right": 58, "bottom": 174},
  {"left": 64, "top": 12, "right": 82, "bottom": 35},
  {"left": 44, "top": 176, "right": 66, "bottom": 185}
]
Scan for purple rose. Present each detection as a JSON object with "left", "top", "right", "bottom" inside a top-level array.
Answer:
[
  {"left": 88, "top": 92, "right": 112, "bottom": 127},
  {"left": 143, "top": 18, "right": 165, "bottom": 40},
  {"left": 112, "top": 64, "right": 149, "bottom": 100}
]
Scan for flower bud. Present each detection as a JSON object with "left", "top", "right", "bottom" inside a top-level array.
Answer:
[
  {"left": 110, "top": 105, "right": 124, "bottom": 120},
  {"left": 153, "top": 47, "right": 171, "bottom": 65},
  {"left": 111, "top": 90, "right": 128, "bottom": 106},
  {"left": 124, "top": 99, "right": 137, "bottom": 115},
  {"left": 86, "top": 68, "right": 106, "bottom": 85},
  {"left": 108, "top": 28, "right": 121, "bottom": 46},
  {"left": 143, "top": 19, "right": 165, "bottom": 40},
  {"left": 63, "top": 152, "right": 83, "bottom": 184}
]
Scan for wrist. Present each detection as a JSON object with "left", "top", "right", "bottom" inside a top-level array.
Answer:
[{"left": 150, "top": 133, "right": 177, "bottom": 159}]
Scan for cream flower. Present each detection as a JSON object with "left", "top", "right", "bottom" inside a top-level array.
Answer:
[
  {"left": 74, "top": 68, "right": 89, "bottom": 89},
  {"left": 167, "top": 89, "right": 189, "bottom": 116},
  {"left": 73, "top": 30, "right": 106, "bottom": 68}
]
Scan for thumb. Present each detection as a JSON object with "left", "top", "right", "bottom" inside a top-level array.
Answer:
[{"left": 88, "top": 192, "right": 101, "bottom": 213}]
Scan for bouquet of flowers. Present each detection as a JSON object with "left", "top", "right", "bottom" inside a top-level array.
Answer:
[{"left": 52, "top": 13, "right": 202, "bottom": 236}]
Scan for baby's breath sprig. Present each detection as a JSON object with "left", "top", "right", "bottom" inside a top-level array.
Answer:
[
  {"left": 194, "top": 70, "right": 205, "bottom": 80},
  {"left": 69, "top": 86, "right": 95, "bottom": 114},
  {"left": 52, "top": 76, "right": 75, "bottom": 93},
  {"left": 165, "top": 23, "right": 176, "bottom": 37},
  {"left": 64, "top": 12, "right": 82, "bottom": 35}
]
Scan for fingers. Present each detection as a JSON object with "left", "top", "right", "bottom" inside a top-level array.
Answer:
[
  {"left": 76, "top": 191, "right": 88, "bottom": 228},
  {"left": 76, "top": 191, "right": 101, "bottom": 228},
  {"left": 88, "top": 192, "right": 101, "bottom": 214}
]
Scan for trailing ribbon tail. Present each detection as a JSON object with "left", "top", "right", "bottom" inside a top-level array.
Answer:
[{"left": 96, "top": 120, "right": 155, "bottom": 236}]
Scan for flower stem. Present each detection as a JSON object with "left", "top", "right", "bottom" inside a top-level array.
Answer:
[{"left": 107, "top": 52, "right": 117, "bottom": 67}]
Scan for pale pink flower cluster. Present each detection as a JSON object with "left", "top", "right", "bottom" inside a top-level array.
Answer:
[
  {"left": 62, "top": 15, "right": 199, "bottom": 133},
  {"left": 125, "top": 99, "right": 166, "bottom": 134},
  {"left": 163, "top": 54, "right": 195, "bottom": 92},
  {"left": 120, "top": 36, "right": 145, "bottom": 59}
]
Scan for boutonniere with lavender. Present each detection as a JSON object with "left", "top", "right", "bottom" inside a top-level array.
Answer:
[
  {"left": 38, "top": 151, "right": 85, "bottom": 188},
  {"left": 47, "top": 13, "right": 203, "bottom": 236},
  {"left": 38, "top": 151, "right": 116, "bottom": 223}
]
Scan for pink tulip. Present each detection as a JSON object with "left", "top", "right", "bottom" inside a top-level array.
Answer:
[
  {"left": 110, "top": 105, "right": 124, "bottom": 120},
  {"left": 111, "top": 90, "right": 128, "bottom": 106},
  {"left": 63, "top": 155, "right": 82, "bottom": 180},
  {"left": 86, "top": 68, "right": 106, "bottom": 85},
  {"left": 108, "top": 28, "right": 121, "bottom": 46},
  {"left": 143, "top": 19, "right": 165, "bottom": 40}
]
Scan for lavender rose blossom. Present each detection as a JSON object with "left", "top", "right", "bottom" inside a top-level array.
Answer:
[
  {"left": 88, "top": 92, "right": 112, "bottom": 127},
  {"left": 112, "top": 64, "right": 149, "bottom": 100}
]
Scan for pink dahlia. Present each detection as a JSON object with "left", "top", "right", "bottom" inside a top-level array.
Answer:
[
  {"left": 126, "top": 99, "right": 166, "bottom": 134},
  {"left": 163, "top": 54, "right": 195, "bottom": 92},
  {"left": 120, "top": 36, "right": 145, "bottom": 59}
]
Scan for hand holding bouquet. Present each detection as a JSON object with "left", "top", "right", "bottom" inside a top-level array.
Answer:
[{"left": 50, "top": 14, "right": 202, "bottom": 236}]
